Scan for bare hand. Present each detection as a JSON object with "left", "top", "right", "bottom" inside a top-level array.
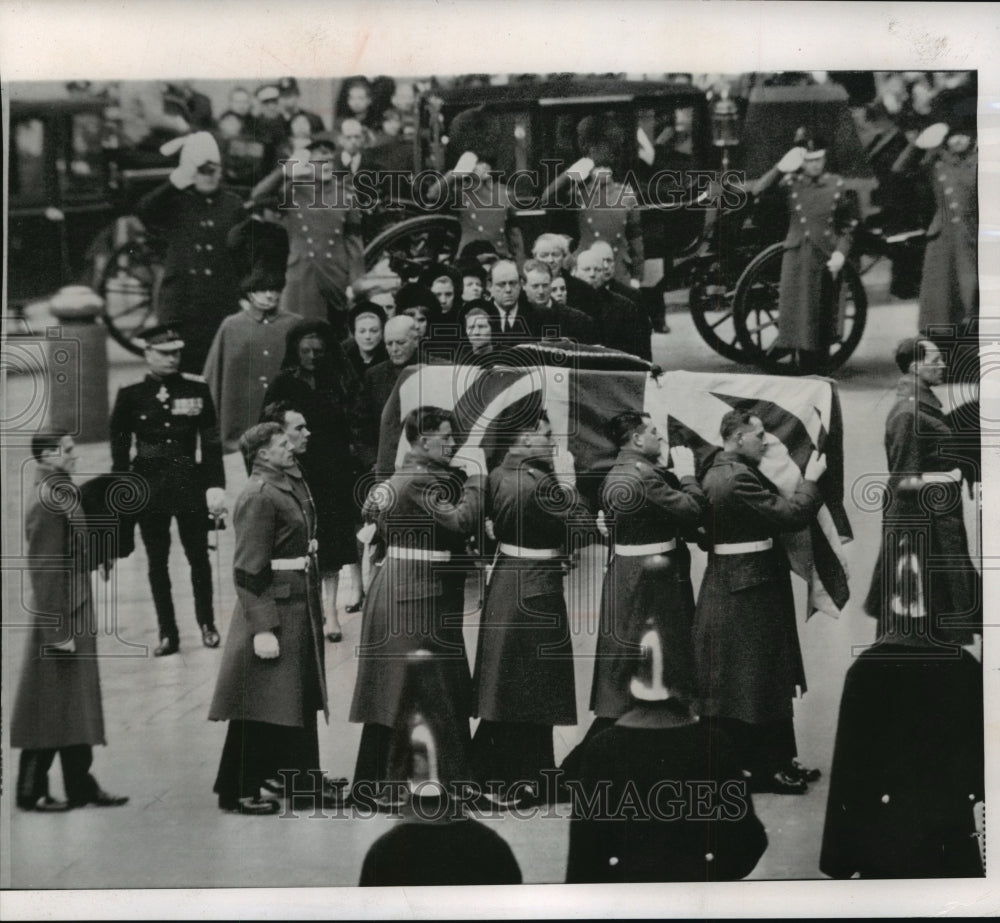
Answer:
[
  {"left": 253, "top": 631, "right": 279, "bottom": 660},
  {"left": 804, "top": 450, "right": 827, "bottom": 482}
]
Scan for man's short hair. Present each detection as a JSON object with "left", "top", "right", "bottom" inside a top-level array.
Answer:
[
  {"left": 259, "top": 401, "right": 296, "bottom": 427},
  {"left": 404, "top": 406, "right": 454, "bottom": 444},
  {"left": 487, "top": 259, "right": 519, "bottom": 286},
  {"left": 521, "top": 259, "right": 552, "bottom": 281},
  {"left": 239, "top": 422, "right": 284, "bottom": 466},
  {"left": 719, "top": 409, "right": 758, "bottom": 443},
  {"left": 31, "top": 430, "right": 67, "bottom": 462},
  {"left": 607, "top": 411, "right": 650, "bottom": 448},
  {"left": 515, "top": 407, "right": 550, "bottom": 440},
  {"left": 895, "top": 336, "right": 931, "bottom": 374}
]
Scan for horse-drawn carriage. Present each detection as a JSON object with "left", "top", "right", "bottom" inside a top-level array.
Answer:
[{"left": 10, "top": 78, "right": 928, "bottom": 373}]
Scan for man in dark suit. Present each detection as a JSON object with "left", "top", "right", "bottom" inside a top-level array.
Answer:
[
  {"left": 520, "top": 259, "right": 596, "bottom": 344},
  {"left": 572, "top": 249, "right": 652, "bottom": 360},
  {"left": 486, "top": 259, "right": 539, "bottom": 344},
  {"left": 351, "top": 315, "right": 420, "bottom": 474}
]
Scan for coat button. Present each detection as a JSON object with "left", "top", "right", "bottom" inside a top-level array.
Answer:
[
  {"left": 970, "top": 794, "right": 977, "bottom": 801},
  {"left": 195, "top": 244, "right": 203, "bottom": 252},
  {"left": 207, "top": 220, "right": 214, "bottom": 227},
  {"left": 705, "top": 853, "right": 715, "bottom": 862},
  {"left": 205, "top": 268, "right": 212, "bottom": 275},
  {"left": 470, "top": 212, "right": 477, "bottom": 219},
  {"left": 804, "top": 231, "right": 810, "bottom": 238},
  {"left": 881, "top": 794, "right": 890, "bottom": 804},
  {"left": 307, "top": 238, "right": 313, "bottom": 243},
  {"left": 951, "top": 217, "right": 960, "bottom": 224},
  {"left": 477, "top": 225, "right": 484, "bottom": 232},
  {"left": 608, "top": 857, "right": 618, "bottom": 867},
  {"left": 164, "top": 421, "right": 171, "bottom": 427},
  {"left": 308, "top": 251, "right": 315, "bottom": 258},
  {"left": 586, "top": 217, "right": 593, "bottom": 224},
  {"left": 795, "top": 204, "right": 802, "bottom": 211},
  {"left": 594, "top": 230, "right": 601, "bottom": 237},
  {"left": 328, "top": 239, "right": 335, "bottom": 245},
  {"left": 302, "top": 225, "right": 309, "bottom": 231},
  {"left": 259, "top": 376, "right": 268, "bottom": 382},
  {"left": 205, "top": 244, "right": 213, "bottom": 251},
  {"left": 263, "top": 350, "right": 269, "bottom": 357},
  {"left": 950, "top": 202, "right": 959, "bottom": 209},
  {"left": 189, "top": 269, "right": 197, "bottom": 275},
  {"left": 945, "top": 187, "right": 953, "bottom": 194},
  {"left": 800, "top": 217, "right": 807, "bottom": 223},
  {"left": 166, "top": 438, "right": 173, "bottom": 443}
]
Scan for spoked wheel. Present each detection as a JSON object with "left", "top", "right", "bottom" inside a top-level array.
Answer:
[
  {"left": 732, "top": 242, "right": 868, "bottom": 375},
  {"left": 362, "top": 214, "right": 462, "bottom": 276},
  {"left": 688, "top": 261, "right": 747, "bottom": 363},
  {"left": 99, "top": 238, "right": 163, "bottom": 355}
]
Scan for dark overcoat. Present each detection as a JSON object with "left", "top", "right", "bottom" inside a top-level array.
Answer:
[
  {"left": 566, "top": 716, "right": 767, "bottom": 882},
  {"left": 11, "top": 473, "right": 106, "bottom": 750},
  {"left": 820, "top": 641, "right": 983, "bottom": 879},
  {"left": 776, "top": 172, "right": 860, "bottom": 351},
  {"left": 208, "top": 463, "right": 327, "bottom": 727},
  {"left": 693, "top": 451, "right": 821, "bottom": 724},
  {"left": 350, "top": 453, "right": 483, "bottom": 728},
  {"left": 863, "top": 377, "right": 981, "bottom": 644},
  {"left": 279, "top": 173, "right": 365, "bottom": 323},
  {"left": 591, "top": 449, "right": 705, "bottom": 717},
  {"left": 918, "top": 148, "right": 978, "bottom": 330},
  {"left": 473, "top": 454, "right": 588, "bottom": 726},
  {"left": 263, "top": 369, "right": 360, "bottom": 571},
  {"left": 137, "top": 182, "right": 244, "bottom": 372},
  {"left": 109, "top": 371, "right": 225, "bottom": 514}
]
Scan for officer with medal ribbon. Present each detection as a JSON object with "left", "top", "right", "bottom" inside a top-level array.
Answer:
[{"left": 109, "top": 324, "right": 227, "bottom": 656}]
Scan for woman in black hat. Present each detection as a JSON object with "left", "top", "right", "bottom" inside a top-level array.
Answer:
[{"left": 263, "top": 320, "right": 362, "bottom": 640}]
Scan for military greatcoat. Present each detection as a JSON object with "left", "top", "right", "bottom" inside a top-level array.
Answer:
[
  {"left": 693, "top": 451, "right": 821, "bottom": 725},
  {"left": 473, "top": 454, "right": 587, "bottom": 727},
  {"left": 918, "top": 148, "right": 978, "bottom": 331},
  {"left": 208, "top": 462, "right": 327, "bottom": 727},
  {"left": 776, "top": 172, "right": 860, "bottom": 351},
  {"left": 591, "top": 449, "right": 706, "bottom": 717},
  {"left": 349, "top": 452, "right": 484, "bottom": 729}
]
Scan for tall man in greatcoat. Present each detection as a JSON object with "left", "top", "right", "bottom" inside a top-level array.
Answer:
[
  {"left": 202, "top": 264, "right": 302, "bottom": 454},
  {"left": 863, "top": 337, "right": 981, "bottom": 645},
  {"left": 349, "top": 407, "right": 486, "bottom": 802},
  {"left": 472, "top": 409, "right": 590, "bottom": 805},
  {"left": 208, "top": 423, "right": 339, "bottom": 814},
  {"left": 137, "top": 132, "right": 244, "bottom": 373},
  {"left": 754, "top": 136, "right": 861, "bottom": 373},
  {"left": 562, "top": 412, "right": 705, "bottom": 777},
  {"left": 109, "top": 325, "right": 227, "bottom": 656},
  {"left": 693, "top": 410, "right": 827, "bottom": 795},
  {"left": 265, "top": 132, "right": 366, "bottom": 332},
  {"left": 12, "top": 433, "right": 129, "bottom": 812}
]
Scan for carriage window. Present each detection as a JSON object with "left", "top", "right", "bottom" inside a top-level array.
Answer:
[
  {"left": 58, "top": 111, "right": 106, "bottom": 199},
  {"left": 12, "top": 117, "right": 47, "bottom": 202}
]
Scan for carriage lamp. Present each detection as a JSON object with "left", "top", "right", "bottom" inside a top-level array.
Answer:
[{"left": 710, "top": 91, "right": 740, "bottom": 170}]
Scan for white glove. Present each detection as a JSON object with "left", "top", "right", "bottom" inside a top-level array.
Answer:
[
  {"left": 450, "top": 445, "right": 487, "bottom": 478},
  {"left": 485, "top": 518, "right": 496, "bottom": 541},
  {"left": 596, "top": 509, "right": 609, "bottom": 538},
  {"left": 567, "top": 157, "right": 595, "bottom": 182},
  {"left": 553, "top": 448, "right": 576, "bottom": 487},
  {"left": 454, "top": 150, "right": 479, "bottom": 174},
  {"left": 636, "top": 127, "right": 656, "bottom": 167},
  {"left": 670, "top": 446, "right": 696, "bottom": 480},
  {"left": 804, "top": 450, "right": 828, "bottom": 482},
  {"left": 915, "top": 122, "right": 948, "bottom": 150},
  {"left": 253, "top": 631, "right": 280, "bottom": 659},
  {"left": 777, "top": 147, "right": 806, "bottom": 174},
  {"left": 826, "top": 250, "right": 845, "bottom": 278},
  {"left": 162, "top": 131, "right": 221, "bottom": 189},
  {"left": 206, "top": 487, "right": 227, "bottom": 516}
]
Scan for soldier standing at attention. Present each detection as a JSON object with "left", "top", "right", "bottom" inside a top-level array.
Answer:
[
  {"left": 693, "top": 410, "right": 826, "bottom": 795},
  {"left": 109, "top": 325, "right": 227, "bottom": 657}
]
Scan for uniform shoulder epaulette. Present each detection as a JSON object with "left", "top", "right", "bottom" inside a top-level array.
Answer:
[{"left": 182, "top": 372, "right": 207, "bottom": 383}]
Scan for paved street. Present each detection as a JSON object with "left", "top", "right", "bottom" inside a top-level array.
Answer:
[{"left": 1, "top": 282, "right": 982, "bottom": 889}]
